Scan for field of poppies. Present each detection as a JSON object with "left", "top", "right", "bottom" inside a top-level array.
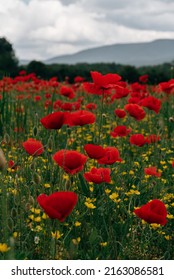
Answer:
[{"left": 0, "top": 70, "right": 174, "bottom": 260}]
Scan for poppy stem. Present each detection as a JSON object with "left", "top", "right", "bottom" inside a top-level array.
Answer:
[{"left": 98, "top": 90, "right": 105, "bottom": 143}]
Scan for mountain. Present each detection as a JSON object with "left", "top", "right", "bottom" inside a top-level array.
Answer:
[{"left": 44, "top": 39, "right": 174, "bottom": 67}]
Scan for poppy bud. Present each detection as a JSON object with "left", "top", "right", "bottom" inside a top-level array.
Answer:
[
  {"left": 47, "top": 136, "right": 53, "bottom": 150},
  {"left": 169, "top": 117, "right": 174, "bottom": 122},
  {"left": 3, "top": 133, "right": 11, "bottom": 144},
  {"left": 25, "top": 203, "right": 31, "bottom": 211},
  {"left": 32, "top": 172, "right": 41, "bottom": 184},
  {"left": 28, "top": 195, "right": 35, "bottom": 206},
  {"left": 32, "top": 126, "right": 38, "bottom": 137},
  {"left": 29, "top": 161, "right": 36, "bottom": 170},
  {"left": 0, "top": 148, "right": 7, "bottom": 171}
]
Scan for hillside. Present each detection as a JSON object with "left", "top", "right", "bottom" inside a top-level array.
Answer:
[{"left": 44, "top": 39, "right": 174, "bottom": 67}]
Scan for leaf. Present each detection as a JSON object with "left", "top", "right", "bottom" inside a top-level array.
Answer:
[{"left": 78, "top": 173, "right": 90, "bottom": 196}]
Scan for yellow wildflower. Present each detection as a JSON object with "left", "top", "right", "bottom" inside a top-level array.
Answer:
[
  {"left": 164, "top": 235, "right": 171, "bottom": 240},
  {"left": 167, "top": 214, "right": 174, "bottom": 219},
  {"left": 89, "top": 186, "right": 94, "bottom": 192},
  {"left": 31, "top": 208, "right": 41, "bottom": 214},
  {"left": 150, "top": 223, "right": 161, "bottom": 230},
  {"left": 105, "top": 188, "right": 111, "bottom": 194},
  {"left": 125, "top": 189, "right": 140, "bottom": 196},
  {"left": 134, "top": 162, "right": 140, "bottom": 167},
  {"left": 115, "top": 187, "right": 122, "bottom": 191},
  {"left": 42, "top": 213, "right": 48, "bottom": 219},
  {"left": 100, "top": 242, "right": 108, "bottom": 247},
  {"left": 34, "top": 216, "right": 41, "bottom": 222},
  {"left": 84, "top": 202, "right": 96, "bottom": 209},
  {"left": 72, "top": 237, "right": 81, "bottom": 245},
  {"left": 0, "top": 243, "right": 10, "bottom": 253},
  {"left": 74, "top": 221, "right": 81, "bottom": 227},
  {"left": 109, "top": 192, "right": 119, "bottom": 200},
  {"left": 109, "top": 192, "right": 120, "bottom": 203},
  {"left": 44, "top": 183, "right": 51, "bottom": 188},
  {"left": 13, "top": 232, "right": 18, "bottom": 238},
  {"left": 51, "top": 231, "right": 63, "bottom": 239},
  {"left": 28, "top": 214, "right": 35, "bottom": 221}
]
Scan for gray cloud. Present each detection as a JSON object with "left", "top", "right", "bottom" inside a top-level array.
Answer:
[{"left": 0, "top": 0, "right": 174, "bottom": 61}]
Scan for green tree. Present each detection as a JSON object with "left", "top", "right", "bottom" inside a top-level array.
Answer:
[
  {"left": 0, "top": 37, "right": 19, "bottom": 77},
  {"left": 120, "top": 65, "right": 139, "bottom": 83},
  {"left": 27, "top": 60, "right": 47, "bottom": 78}
]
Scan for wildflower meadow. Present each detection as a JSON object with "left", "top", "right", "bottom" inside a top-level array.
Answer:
[{"left": 0, "top": 71, "right": 174, "bottom": 260}]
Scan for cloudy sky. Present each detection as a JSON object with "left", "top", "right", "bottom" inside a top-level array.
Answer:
[{"left": 0, "top": 0, "right": 174, "bottom": 61}]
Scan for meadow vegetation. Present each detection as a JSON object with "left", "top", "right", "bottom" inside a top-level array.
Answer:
[{"left": 0, "top": 71, "right": 174, "bottom": 260}]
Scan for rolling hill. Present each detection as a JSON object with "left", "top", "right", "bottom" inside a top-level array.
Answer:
[{"left": 44, "top": 39, "right": 174, "bottom": 67}]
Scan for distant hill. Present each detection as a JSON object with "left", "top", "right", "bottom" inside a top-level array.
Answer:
[{"left": 43, "top": 39, "right": 174, "bottom": 67}]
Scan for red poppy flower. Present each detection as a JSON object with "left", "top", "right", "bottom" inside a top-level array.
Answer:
[
  {"left": 53, "top": 100, "right": 62, "bottom": 110},
  {"left": 37, "top": 191, "right": 78, "bottom": 222},
  {"left": 85, "top": 103, "right": 97, "bottom": 111},
  {"left": 84, "top": 167, "right": 111, "bottom": 184},
  {"left": 48, "top": 77, "right": 59, "bottom": 87},
  {"left": 83, "top": 71, "right": 121, "bottom": 95},
  {"left": 139, "top": 74, "right": 148, "bottom": 83},
  {"left": 110, "top": 125, "right": 131, "bottom": 138},
  {"left": 34, "top": 95, "right": 41, "bottom": 102},
  {"left": 40, "top": 111, "right": 65, "bottom": 129},
  {"left": 134, "top": 199, "right": 167, "bottom": 225},
  {"left": 84, "top": 144, "right": 105, "bottom": 159},
  {"left": 44, "top": 100, "right": 52, "bottom": 109},
  {"left": 159, "top": 79, "right": 174, "bottom": 95},
  {"left": 128, "top": 97, "right": 141, "bottom": 104},
  {"left": 8, "top": 160, "right": 15, "bottom": 168},
  {"left": 114, "top": 109, "right": 126, "bottom": 118},
  {"left": 19, "top": 70, "right": 26, "bottom": 76},
  {"left": 130, "top": 82, "right": 147, "bottom": 93},
  {"left": 65, "top": 110, "right": 96, "bottom": 126},
  {"left": 146, "top": 134, "right": 160, "bottom": 144},
  {"left": 139, "top": 96, "right": 161, "bottom": 114},
  {"left": 130, "top": 91, "right": 141, "bottom": 98},
  {"left": 97, "top": 147, "right": 122, "bottom": 165},
  {"left": 172, "top": 162, "right": 174, "bottom": 168},
  {"left": 60, "top": 101, "right": 81, "bottom": 111},
  {"left": 83, "top": 82, "right": 105, "bottom": 95},
  {"left": 60, "top": 86, "right": 75, "bottom": 99},
  {"left": 8, "top": 160, "right": 18, "bottom": 170},
  {"left": 124, "top": 103, "right": 146, "bottom": 121},
  {"left": 22, "top": 138, "right": 44, "bottom": 156},
  {"left": 129, "top": 134, "right": 147, "bottom": 147},
  {"left": 45, "top": 93, "right": 52, "bottom": 99},
  {"left": 144, "top": 166, "right": 162, "bottom": 177},
  {"left": 53, "top": 150, "right": 87, "bottom": 175},
  {"left": 74, "top": 76, "right": 85, "bottom": 83},
  {"left": 91, "top": 71, "right": 121, "bottom": 89},
  {"left": 14, "top": 127, "right": 23, "bottom": 133},
  {"left": 111, "top": 86, "right": 129, "bottom": 100}
]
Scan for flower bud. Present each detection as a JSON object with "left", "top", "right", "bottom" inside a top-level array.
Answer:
[
  {"left": 32, "top": 172, "right": 41, "bottom": 184},
  {"left": 0, "top": 148, "right": 7, "bottom": 170}
]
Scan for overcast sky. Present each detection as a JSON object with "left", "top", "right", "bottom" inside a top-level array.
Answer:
[{"left": 0, "top": 0, "right": 174, "bottom": 61}]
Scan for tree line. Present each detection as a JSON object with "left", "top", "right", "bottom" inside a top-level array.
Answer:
[{"left": 0, "top": 37, "right": 174, "bottom": 83}]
